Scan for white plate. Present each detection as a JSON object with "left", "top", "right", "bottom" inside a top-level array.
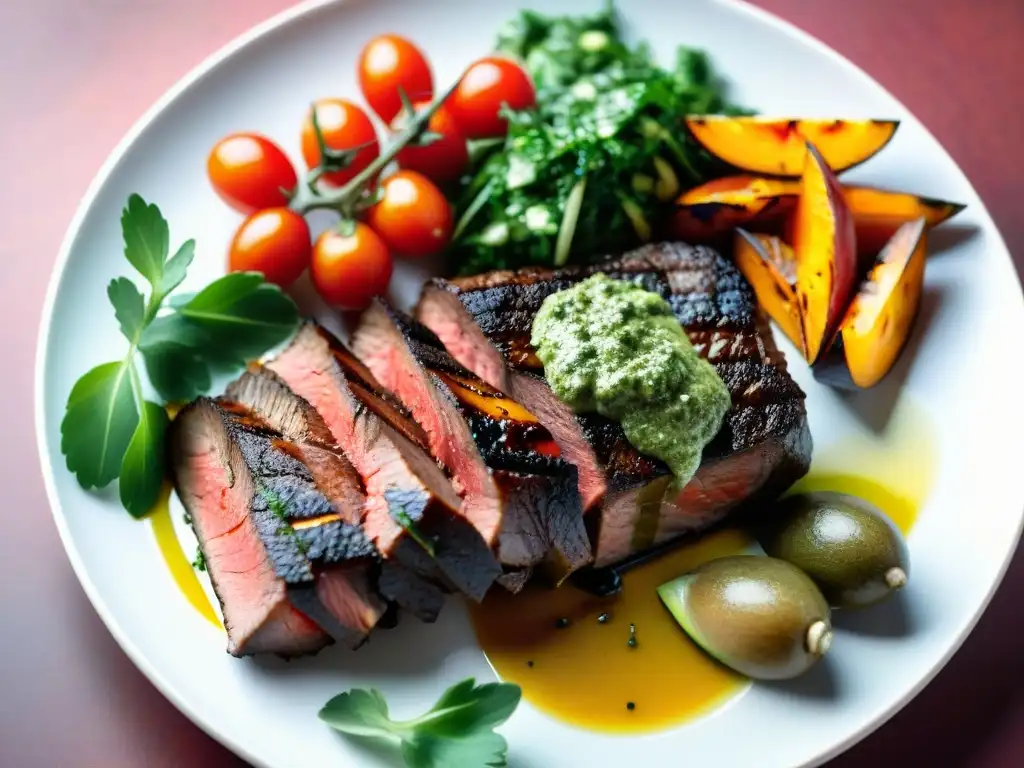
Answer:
[{"left": 35, "top": 0, "right": 1024, "bottom": 766}]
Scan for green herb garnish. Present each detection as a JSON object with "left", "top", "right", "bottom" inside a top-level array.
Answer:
[
  {"left": 385, "top": 488, "right": 436, "bottom": 557},
  {"left": 60, "top": 195, "right": 299, "bottom": 517},
  {"left": 319, "top": 678, "right": 522, "bottom": 768},
  {"left": 192, "top": 548, "right": 207, "bottom": 572},
  {"left": 450, "top": 2, "right": 752, "bottom": 273}
]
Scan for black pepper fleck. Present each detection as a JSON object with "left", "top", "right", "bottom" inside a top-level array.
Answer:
[
  {"left": 597, "top": 613, "right": 611, "bottom": 624},
  {"left": 527, "top": 660, "right": 534, "bottom": 668},
  {"left": 626, "top": 702, "right": 636, "bottom": 711},
  {"left": 555, "top": 617, "right": 570, "bottom": 629}
]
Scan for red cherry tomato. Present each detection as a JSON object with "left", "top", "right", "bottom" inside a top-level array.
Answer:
[
  {"left": 358, "top": 35, "right": 433, "bottom": 124},
  {"left": 228, "top": 208, "right": 311, "bottom": 288},
  {"left": 207, "top": 133, "right": 298, "bottom": 214},
  {"left": 366, "top": 170, "right": 453, "bottom": 258},
  {"left": 311, "top": 222, "right": 394, "bottom": 310},
  {"left": 393, "top": 100, "right": 469, "bottom": 183},
  {"left": 301, "top": 99, "right": 380, "bottom": 187},
  {"left": 448, "top": 56, "right": 536, "bottom": 139}
]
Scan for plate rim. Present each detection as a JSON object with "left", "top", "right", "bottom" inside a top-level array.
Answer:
[{"left": 33, "top": 1, "right": 1024, "bottom": 766}]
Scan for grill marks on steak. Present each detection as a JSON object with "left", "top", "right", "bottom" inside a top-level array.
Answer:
[
  {"left": 266, "top": 323, "right": 501, "bottom": 602},
  {"left": 224, "top": 366, "right": 444, "bottom": 622},
  {"left": 418, "top": 283, "right": 607, "bottom": 513},
  {"left": 352, "top": 299, "right": 592, "bottom": 586},
  {"left": 212, "top": 399, "right": 386, "bottom": 644},
  {"left": 421, "top": 241, "right": 812, "bottom": 567},
  {"left": 169, "top": 398, "right": 378, "bottom": 655},
  {"left": 352, "top": 302, "right": 505, "bottom": 547}
]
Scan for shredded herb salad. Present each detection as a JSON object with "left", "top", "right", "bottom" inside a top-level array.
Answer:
[{"left": 449, "top": 3, "right": 750, "bottom": 274}]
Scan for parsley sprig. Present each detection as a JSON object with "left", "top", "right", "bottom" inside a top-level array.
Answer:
[
  {"left": 319, "top": 678, "right": 522, "bottom": 768},
  {"left": 60, "top": 194, "right": 299, "bottom": 517}
]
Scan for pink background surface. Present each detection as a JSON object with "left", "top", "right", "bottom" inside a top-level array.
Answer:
[{"left": 2, "top": 0, "right": 1022, "bottom": 765}]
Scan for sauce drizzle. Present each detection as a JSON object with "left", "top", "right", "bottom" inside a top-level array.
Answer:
[
  {"left": 148, "top": 482, "right": 222, "bottom": 630},
  {"left": 789, "top": 399, "right": 936, "bottom": 534},
  {"left": 470, "top": 529, "right": 753, "bottom": 733}
]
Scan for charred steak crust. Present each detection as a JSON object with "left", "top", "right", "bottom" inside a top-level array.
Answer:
[
  {"left": 388, "top": 308, "right": 593, "bottom": 578},
  {"left": 217, "top": 384, "right": 449, "bottom": 628},
  {"left": 213, "top": 400, "right": 385, "bottom": 644},
  {"left": 262, "top": 323, "right": 501, "bottom": 604},
  {"left": 170, "top": 398, "right": 359, "bottom": 655},
  {"left": 352, "top": 301, "right": 593, "bottom": 585},
  {"left": 441, "top": 241, "right": 810, "bottom": 479},
  {"left": 428, "top": 241, "right": 813, "bottom": 565}
]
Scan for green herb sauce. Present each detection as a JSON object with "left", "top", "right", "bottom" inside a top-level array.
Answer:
[{"left": 531, "top": 274, "right": 730, "bottom": 487}]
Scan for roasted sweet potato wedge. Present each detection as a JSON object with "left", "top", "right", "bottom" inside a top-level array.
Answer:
[
  {"left": 678, "top": 174, "right": 801, "bottom": 204},
  {"left": 734, "top": 229, "right": 805, "bottom": 355},
  {"left": 685, "top": 116, "right": 899, "bottom": 177},
  {"left": 842, "top": 185, "right": 965, "bottom": 258},
  {"left": 814, "top": 218, "right": 927, "bottom": 389},
  {"left": 792, "top": 142, "right": 859, "bottom": 364},
  {"left": 668, "top": 193, "right": 796, "bottom": 243}
]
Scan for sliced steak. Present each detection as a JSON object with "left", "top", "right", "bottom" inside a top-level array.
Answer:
[
  {"left": 419, "top": 281, "right": 608, "bottom": 514},
  {"left": 421, "top": 241, "right": 813, "bottom": 567},
  {"left": 265, "top": 323, "right": 500, "bottom": 602},
  {"left": 224, "top": 367, "right": 441, "bottom": 622},
  {"left": 351, "top": 299, "right": 592, "bottom": 585},
  {"left": 169, "top": 398, "right": 332, "bottom": 657}
]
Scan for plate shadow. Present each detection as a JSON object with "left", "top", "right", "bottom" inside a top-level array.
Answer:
[
  {"left": 927, "top": 224, "right": 980, "bottom": 258},
  {"left": 326, "top": 733, "right": 406, "bottom": 768},
  {"left": 758, "top": 656, "right": 840, "bottom": 701},
  {"left": 829, "top": 284, "right": 945, "bottom": 435},
  {"left": 248, "top": 597, "right": 479, "bottom": 682},
  {"left": 831, "top": 589, "right": 917, "bottom": 638}
]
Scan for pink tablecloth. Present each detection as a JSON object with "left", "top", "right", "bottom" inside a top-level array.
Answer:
[{"left": 1, "top": 1, "right": 1021, "bottom": 765}]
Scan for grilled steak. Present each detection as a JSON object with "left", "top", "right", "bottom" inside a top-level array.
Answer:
[
  {"left": 417, "top": 241, "right": 813, "bottom": 567},
  {"left": 224, "top": 366, "right": 443, "bottom": 624},
  {"left": 265, "top": 323, "right": 501, "bottom": 602},
  {"left": 419, "top": 286, "right": 611, "bottom": 512},
  {"left": 169, "top": 397, "right": 380, "bottom": 655},
  {"left": 352, "top": 299, "right": 592, "bottom": 586}
]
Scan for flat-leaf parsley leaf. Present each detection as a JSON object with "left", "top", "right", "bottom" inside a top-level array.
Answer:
[
  {"left": 60, "top": 194, "right": 300, "bottom": 516},
  {"left": 319, "top": 678, "right": 522, "bottom": 768}
]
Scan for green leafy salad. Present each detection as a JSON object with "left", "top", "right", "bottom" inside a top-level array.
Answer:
[{"left": 449, "top": 3, "right": 750, "bottom": 274}]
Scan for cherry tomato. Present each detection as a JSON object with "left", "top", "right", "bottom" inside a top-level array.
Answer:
[
  {"left": 301, "top": 98, "right": 380, "bottom": 187},
  {"left": 366, "top": 170, "right": 453, "bottom": 258},
  {"left": 358, "top": 35, "right": 433, "bottom": 124},
  {"left": 207, "top": 133, "right": 297, "bottom": 214},
  {"left": 393, "top": 100, "right": 469, "bottom": 183},
  {"left": 228, "top": 208, "right": 311, "bottom": 287},
  {"left": 448, "top": 56, "right": 536, "bottom": 139},
  {"left": 311, "top": 223, "right": 394, "bottom": 310}
]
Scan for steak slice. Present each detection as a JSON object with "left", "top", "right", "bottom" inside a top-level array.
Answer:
[
  {"left": 266, "top": 323, "right": 501, "bottom": 603},
  {"left": 224, "top": 366, "right": 443, "bottom": 623},
  {"left": 352, "top": 299, "right": 592, "bottom": 585},
  {"left": 419, "top": 280, "right": 608, "bottom": 514},
  {"left": 169, "top": 398, "right": 332, "bottom": 656},
  {"left": 418, "top": 241, "right": 813, "bottom": 567}
]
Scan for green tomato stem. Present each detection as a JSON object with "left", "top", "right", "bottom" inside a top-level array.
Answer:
[{"left": 294, "top": 74, "right": 465, "bottom": 218}]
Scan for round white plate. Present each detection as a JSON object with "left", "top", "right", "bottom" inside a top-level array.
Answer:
[{"left": 35, "top": 0, "right": 1024, "bottom": 766}]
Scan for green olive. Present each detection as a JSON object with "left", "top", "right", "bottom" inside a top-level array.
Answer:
[
  {"left": 757, "top": 491, "right": 910, "bottom": 609},
  {"left": 657, "top": 555, "right": 832, "bottom": 680}
]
